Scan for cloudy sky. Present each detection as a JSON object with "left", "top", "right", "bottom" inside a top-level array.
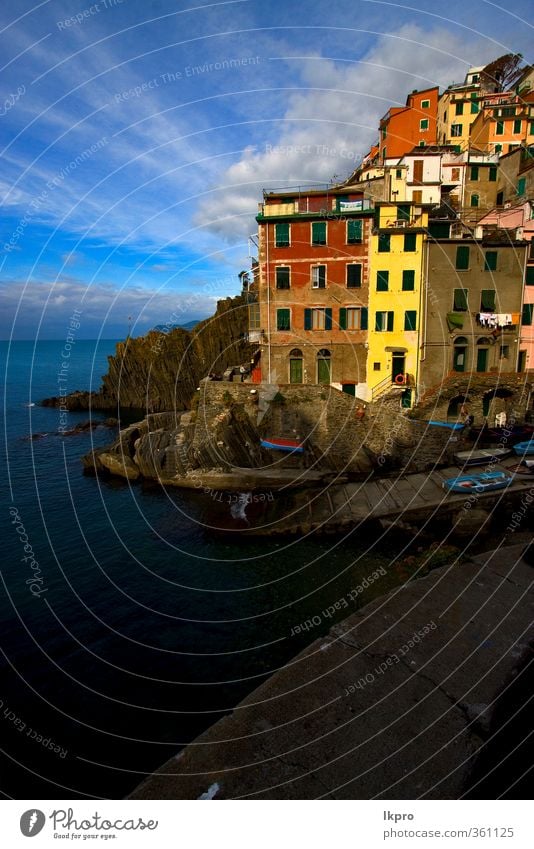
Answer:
[{"left": 1, "top": 0, "right": 532, "bottom": 338}]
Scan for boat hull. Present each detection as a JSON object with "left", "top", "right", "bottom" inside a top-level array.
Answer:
[
  {"left": 443, "top": 471, "right": 512, "bottom": 494},
  {"left": 513, "top": 441, "right": 534, "bottom": 457},
  {"left": 454, "top": 447, "right": 511, "bottom": 466},
  {"left": 260, "top": 438, "right": 304, "bottom": 453}
]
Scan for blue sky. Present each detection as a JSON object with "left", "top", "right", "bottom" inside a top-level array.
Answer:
[{"left": 1, "top": 0, "right": 532, "bottom": 339}]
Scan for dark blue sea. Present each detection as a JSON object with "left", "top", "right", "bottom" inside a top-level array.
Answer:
[{"left": 1, "top": 340, "right": 394, "bottom": 799}]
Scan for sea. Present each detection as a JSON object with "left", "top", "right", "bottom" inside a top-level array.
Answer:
[{"left": 1, "top": 339, "right": 403, "bottom": 800}]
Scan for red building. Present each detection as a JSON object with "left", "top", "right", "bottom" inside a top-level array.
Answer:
[{"left": 252, "top": 186, "right": 374, "bottom": 392}]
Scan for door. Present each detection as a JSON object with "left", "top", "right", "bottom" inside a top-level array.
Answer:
[
  {"left": 453, "top": 346, "right": 466, "bottom": 372},
  {"left": 391, "top": 353, "right": 405, "bottom": 383},
  {"left": 518, "top": 350, "right": 527, "bottom": 372},
  {"left": 289, "top": 357, "right": 303, "bottom": 383},
  {"left": 413, "top": 159, "right": 424, "bottom": 184},
  {"left": 476, "top": 348, "right": 488, "bottom": 373},
  {"left": 317, "top": 356, "right": 331, "bottom": 384}
]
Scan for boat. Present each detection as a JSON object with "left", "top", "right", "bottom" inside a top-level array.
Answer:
[
  {"left": 443, "top": 471, "right": 513, "bottom": 494},
  {"left": 260, "top": 437, "right": 304, "bottom": 453},
  {"left": 513, "top": 440, "right": 534, "bottom": 457},
  {"left": 425, "top": 420, "right": 465, "bottom": 431},
  {"left": 454, "top": 447, "right": 512, "bottom": 466},
  {"left": 507, "top": 463, "right": 534, "bottom": 476}
]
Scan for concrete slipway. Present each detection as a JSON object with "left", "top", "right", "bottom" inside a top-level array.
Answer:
[{"left": 131, "top": 543, "right": 534, "bottom": 800}]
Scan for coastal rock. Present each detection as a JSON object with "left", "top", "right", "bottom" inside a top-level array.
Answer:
[{"left": 96, "top": 452, "right": 141, "bottom": 481}]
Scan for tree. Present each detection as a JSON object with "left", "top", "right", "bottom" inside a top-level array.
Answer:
[{"left": 480, "top": 54, "right": 526, "bottom": 93}]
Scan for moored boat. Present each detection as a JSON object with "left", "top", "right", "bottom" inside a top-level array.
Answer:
[
  {"left": 454, "top": 447, "right": 511, "bottom": 466},
  {"left": 513, "top": 440, "right": 534, "bottom": 457},
  {"left": 443, "top": 470, "right": 513, "bottom": 494},
  {"left": 260, "top": 437, "right": 304, "bottom": 453}
]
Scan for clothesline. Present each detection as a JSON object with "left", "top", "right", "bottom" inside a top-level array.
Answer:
[{"left": 476, "top": 312, "right": 519, "bottom": 328}]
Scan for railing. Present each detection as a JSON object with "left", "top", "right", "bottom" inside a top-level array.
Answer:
[{"left": 371, "top": 374, "right": 409, "bottom": 401}]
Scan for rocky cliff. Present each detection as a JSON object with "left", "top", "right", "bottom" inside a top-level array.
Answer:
[{"left": 41, "top": 294, "right": 253, "bottom": 413}]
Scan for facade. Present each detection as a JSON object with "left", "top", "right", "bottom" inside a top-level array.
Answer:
[
  {"left": 497, "top": 144, "right": 534, "bottom": 204},
  {"left": 366, "top": 202, "right": 428, "bottom": 406},
  {"left": 421, "top": 238, "right": 527, "bottom": 396},
  {"left": 437, "top": 67, "right": 484, "bottom": 150},
  {"left": 255, "top": 187, "right": 374, "bottom": 394},
  {"left": 461, "top": 151, "right": 500, "bottom": 225},
  {"left": 378, "top": 87, "right": 439, "bottom": 162},
  {"left": 470, "top": 91, "right": 534, "bottom": 155}
]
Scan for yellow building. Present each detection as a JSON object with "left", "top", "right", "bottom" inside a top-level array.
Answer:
[{"left": 366, "top": 201, "right": 428, "bottom": 407}]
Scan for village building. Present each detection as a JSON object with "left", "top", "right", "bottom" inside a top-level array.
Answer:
[{"left": 378, "top": 87, "right": 439, "bottom": 162}]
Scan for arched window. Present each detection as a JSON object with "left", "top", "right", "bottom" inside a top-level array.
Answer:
[
  {"left": 452, "top": 336, "right": 468, "bottom": 373},
  {"left": 289, "top": 349, "right": 303, "bottom": 383},
  {"left": 317, "top": 349, "right": 331, "bottom": 385}
]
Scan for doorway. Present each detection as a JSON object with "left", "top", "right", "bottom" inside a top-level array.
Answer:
[
  {"left": 289, "top": 349, "right": 303, "bottom": 383},
  {"left": 317, "top": 349, "right": 331, "bottom": 384},
  {"left": 391, "top": 353, "right": 405, "bottom": 383}
]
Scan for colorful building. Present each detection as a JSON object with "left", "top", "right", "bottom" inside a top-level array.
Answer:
[
  {"left": 470, "top": 91, "right": 534, "bottom": 155},
  {"left": 254, "top": 186, "right": 375, "bottom": 394},
  {"left": 437, "top": 66, "right": 485, "bottom": 150},
  {"left": 378, "top": 87, "right": 439, "bottom": 162},
  {"left": 366, "top": 201, "right": 428, "bottom": 406}
]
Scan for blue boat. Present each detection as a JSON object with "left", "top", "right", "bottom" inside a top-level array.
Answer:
[
  {"left": 443, "top": 470, "right": 513, "bottom": 494},
  {"left": 260, "top": 437, "right": 304, "bottom": 453},
  {"left": 426, "top": 420, "right": 465, "bottom": 431},
  {"left": 513, "top": 440, "right": 534, "bottom": 457}
]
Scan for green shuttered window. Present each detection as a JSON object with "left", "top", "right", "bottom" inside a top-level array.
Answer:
[
  {"left": 346, "top": 264, "right": 362, "bottom": 288},
  {"left": 402, "top": 270, "right": 415, "bottom": 291},
  {"left": 276, "top": 309, "right": 290, "bottom": 330},
  {"left": 404, "top": 310, "right": 417, "bottom": 331},
  {"left": 347, "top": 219, "right": 362, "bottom": 243},
  {"left": 484, "top": 251, "right": 497, "bottom": 271},
  {"left": 312, "top": 222, "right": 326, "bottom": 245},
  {"left": 526, "top": 266, "right": 534, "bottom": 286},
  {"left": 480, "top": 290, "right": 496, "bottom": 311},
  {"left": 453, "top": 288, "right": 468, "bottom": 311},
  {"left": 522, "top": 304, "right": 534, "bottom": 325},
  {"left": 376, "top": 270, "right": 389, "bottom": 291},
  {"left": 378, "top": 233, "right": 391, "bottom": 252},
  {"left": 275, "top": 223, "right": 290, "bottom": 247},
  {"left": 455, "top": 246, "right": 470, "bottom": 270},
  {"left": 404, "top": 233, "right": 416, "bottom": 252},
  {"left": 275, "top": 267, "right": 290, "bottom": 289}
]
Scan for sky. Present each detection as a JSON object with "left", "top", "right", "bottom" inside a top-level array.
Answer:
[{"left": 0, "top": 0, "right": 532, "bottom": 339}]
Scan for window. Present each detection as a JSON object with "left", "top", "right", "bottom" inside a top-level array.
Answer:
[
  {"left": 470, "top": 193, "right": 479, "bottom": 207},
  {"left": 339, "top": 307, "right": 364, "bottom": 330},
  {"left": 526, "top": 266, "right": 534, "bottom": 286},
  {"left": 404, "top": 310, "right": 417, "bottom": 331},
  {"left": 489, "top": 166, "right": 497, "bottom": 182},
  {"left": 496, "top": 191, "right": 504, "bottom": 205},
  {"left": 451, "top": 124, "right": 462, "bottom": 137},
  {"left": 396, "top": 168, "right": 402, "bottom": 179},
  {"left": 373, "top": 362, "right": 381, "bottom": 371},
  {"left": 397, "top": 203, "right": 411, "bottom": 221},
  {"left": 484, "top": 252, "right": 497, "bottom": 272},
  {"left": 311, "top": 222, "right": 326, "bottom": 245},
  {"left": 502, "top": 107, "right": 515, "bottom": 117},
  {"left": 500, "top": 345, "right": 510, "bottom": 360},
  {"left": 472, "top": 74, "right": 479, "bottom": 83},
  {"left": 402, "top": 270, "right": 415, "bottom": 291},
  {"left": 495, "top": 121, "right": 504, "bottom": 136},
  {"left": 522, "top": 303, "right": 534, "bottom": 325},
  {"left": 248, "top": 302, "right": 260, "bottom": 329},
  {"left": 456, "top": 245, "right": 470, "bottom": 270},
  {"left": 317, "top": 349, "right": 331, "bottom": 384},
  {"left": 530, "top": 121, "right": 534, "bottom": 135},
  {"left": 420, "top": 118, "right": 429, "bottom": 130},
  {"left": 513, "top": 119, "right": 522, "bottom": 134},
  {"left": 495, "top": 143, "right": 502, "bottom": 153},
  {"left": 289, "top": 349, "right": 303, "bottom": 384},
  {"left": 404, "top": 233, "right": 416, "bottom": 252},
  {"left": 276, "top": 308, "right": 290, "bottom": 330},
  {"left": 455, "top": 102, "right": 464, "bottom": 116},
  {"left": 471, "top": 99, "right": 479, "bottom": 114},
  {"left": 381, "top": 126, "right": 387, "bottom": 139},
  {"left": 412, "top": 190, "right": 423, "bottom": 203},
  {"left": 453, "top": 288, "right": 468, "bottom": 311},
  {"left": 517, "top": 177, "right": 526, "bottom": 196},
  {"left": 375, "top": 311, "right": 394, "bottom": 331},
  {"left": 480, "top": 289, "right": 496, "bottom": 310},
  {"left": 378, "top": 233, "right": 391, "bottom": 252},
  {"left": 419, "top": 140, "right": 425, "bottom": 147},
  {"left": 470, "top": 165, "right": 479, "bottom": 180},
  {"left": 376, "top": 270, "right": 389, "bottom": 291},
  {"left": 421, "top": 99, "right": 430, "bottom": 108},
  {"left": 346, "top": 264, "right": 362, "bottom": 288},
  {"left": 275, "top": 223, "right": 290, "bottom": 247},
  {"left": 451, "top": 167, "right": 460, "bottom": 181},
  {"left": 276, "top": 266, "right": 290, "bottom": 289},
  {"left": 347, "top": 219, "right": 362, "bottom": 243},
  {"left": 311, "top": 265, "right": 326, "bottom": 288}
]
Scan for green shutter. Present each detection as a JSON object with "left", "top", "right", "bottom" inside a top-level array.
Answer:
[
  {"left": 339, "top": 308, "right": 347, "bottom": 330},
  {"left": 404, "top": 310, "right": 417, "bottom": 331},
  {"left": 484, "top": 251, "right": 497, "bottom": 271},
  {"left": 275, "top": 223, "right": 289, "bottom": 247},
  {"left": 514, "top": 119, "right": 521, "bottom": 134},
  {"left": 471, "top": 100, "right": 479, "bottom": 114},
  {"left": 522, "top": 304, "right": 534, "bottom": 325},
  {"left": 453, "top": 288, "right": 468, "bottom": 311},
  {"left": 402, "top": 270, "right": 415, "bottom": 290},
  {"left": 312, "top": 222, "right": 326, "bottom": 244},
  {"left": 489, "top": 166, "right": 497, "bottom": 181},
  {"left": 471, "top": 165, "right": 479, "bottom": 180},
  {"left": 480, "top": 290, "right": 496, "bottom": 311},
  {"left": 526, "top": 266, "right": 534, "bottom": 285},
  {"left": 347, "top": 264, "right": 361, "bottom": 288},
  {"left": 404, "top": 233, "right": 416, "bottom": 252},
  {"left": 375, "top": 312, "right": 383, "bottom": 331},
  {"left": 304, "top": 308, "right": 312, "bottom": 330},
  {"left": 428, "top": 221, "right": 450, "bottom": 238},
  {"left": 397, "top": 204, "right": 410, "bottom": 222},
  {"left": 518, "top": 177, "right": 526, "bottom": 196},
  {"left": 325, "top": 308, "right": 332, "bottom": 330},
  {"left": 276, "top": 309, "right": 290, "bottom": 330},
  {"left": 496, "top": 121, "right": 504, "bottom": 135},
  {"left": 387, "top": 312, "right": 394, "bottom": 331},
  {"left": 347, "top": 219, "right": 362, "bottom": 243},
  {"left": 377, "top": 270, "right": 389, "bottom": 291},
  {"left": 378, "top": 233, "right": 390, "bottom": 252},
  {"left": 276, "top": 267, "right": 290, "bottom": 289},
  {"left": 360, "top": 307, "right": 368, "bottom": 330},
  {"left": 456, "top": 246, "right": 470, "bottom": 270}
]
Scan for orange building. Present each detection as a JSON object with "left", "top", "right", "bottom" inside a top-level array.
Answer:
[
  {"left": 378, "top": 87, "right": 439, "bottom": 162},
  {"left": 470, "top": 91, "right": 534, "bottom": 154}
]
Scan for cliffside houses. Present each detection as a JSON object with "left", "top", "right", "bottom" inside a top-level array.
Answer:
[{"left": 249, "top": 57, "right": 534, "bottom": 409}]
